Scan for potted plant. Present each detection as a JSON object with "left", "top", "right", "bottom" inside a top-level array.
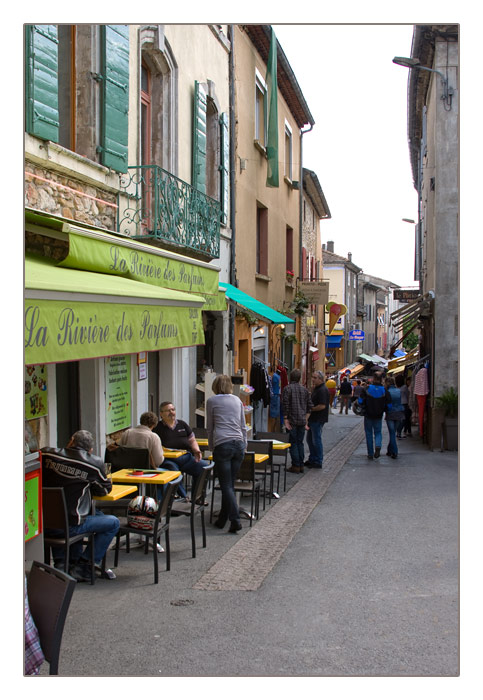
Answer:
[
  {"left": 286, "top": 269, "right": 295, "bottom": 283},
  {"left": 435, "top": 387, "right": 458, "bottom": 450}
]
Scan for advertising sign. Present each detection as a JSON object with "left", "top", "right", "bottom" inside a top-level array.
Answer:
[
  {"left": 105, "top": 355, "right": 131, "bottom": 434},
  {"left": 25, "top": 470, "right": 42, "bottom": 541},
  {"left": 298, "top": 281, "right": 329, "bottom": 306},
  {"left": 349, "top": 329, "right": 365, "bottom": 340},
  {"left": 393, "top": 289, "right": 420, "bottom": 302},
  {"left": 25, "top": 364, "right": 48, "bottom": 419}
]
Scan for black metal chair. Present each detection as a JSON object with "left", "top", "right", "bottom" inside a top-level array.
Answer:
[
  {"left": 254, "top": 431, "right": 290, "bottom": 492},
  {"left": 210, "top": 452, "right": 261, "bottom": 526},
  {"left": 42, "top": 487, "right": 96, "bottom": 585},
  {"left": 113, "top": 475, "right": 182, "bottom": 583},
  {"left": 27, "top": 561, "right": 76, "bottom": 675},
  {"left": 247, "top": 439, "right": 274, "bottom": 508},
  {"left": 192, "top": 427, "right": 208, "bottom": 439},
  {"left": 104, "top": 444, "right": 151, "bottom": 472},
  {"left": 171, "top": 463, "right": 214, "bottom": 558}
]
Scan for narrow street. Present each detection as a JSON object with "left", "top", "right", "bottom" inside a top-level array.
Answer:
[{"left": 48, "top": 412, "right": 458, "bottom": 678}]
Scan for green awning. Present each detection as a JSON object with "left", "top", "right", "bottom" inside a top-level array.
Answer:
[
  {"left": 25, "top": 209, "right": 221, "bottom": 298},
  {"left": 359, "top": 353, "right": 375, "bottom": 362},
  {"left": 25, "top": 257, "right": 206, "bottom": 365},
  {"left": 219, "top": 282, "right": 294, "bottom": 325}
]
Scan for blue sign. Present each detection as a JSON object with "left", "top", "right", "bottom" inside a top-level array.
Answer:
[{"left": 349, "top": 329, "right": 365, "bottom": 340}]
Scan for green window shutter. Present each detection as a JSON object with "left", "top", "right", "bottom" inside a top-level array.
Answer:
[
  {"left": 99, "top": 25, "right": 129, "bottom": 173},
  {"left": 25, "top": 25, "right": 59, "bottom": 142},
  {"left": 192, "top": 81, "right": 207, "bottom": 193},
  {"left": 220, "top": 112, "right": 229, "bottom": 226}
]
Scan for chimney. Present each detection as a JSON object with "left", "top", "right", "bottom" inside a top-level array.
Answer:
[
  {"left": 348, "top": 252, "right": 352, "bottom": 262},
  {"left": 322, "top": 243, "right": 326, "bottom": 251},
  {"left": 327, "top": 241, "right": 334, "bottom": 253}
]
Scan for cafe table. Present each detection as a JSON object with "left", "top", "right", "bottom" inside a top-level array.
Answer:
[
  {"left": 111, "top": 468, "right": 181, "bottom": 496},
  {"left": 93, "top": 483, "right": 138, "bottom": 502},
  {"left": 197, "top": 437, "right": 290, "bottom": 452}
]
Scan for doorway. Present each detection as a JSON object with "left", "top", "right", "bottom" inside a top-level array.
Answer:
[{"left": 56, "top": 361, "right": 80, "bottom": 447}]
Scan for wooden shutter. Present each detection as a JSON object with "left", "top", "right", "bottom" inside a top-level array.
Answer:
[
  {"left": 25, "top": 25, "right": 59, "bottom": 142},
  {"left": 192, "top": 81, "right": 207, "bottom": 193},
  {"left": 220, "top": 112, "right": 229, "bottom": 225},
  {"left": 99, "top": 25, "right": 129, "bottom": 173}
]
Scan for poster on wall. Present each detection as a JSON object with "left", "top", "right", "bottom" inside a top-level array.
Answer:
[
  {"left": 25, "top": 364, "right": 48, "bottom": 419},
  {"left": 105, "top": 355, "right": 131, "bottom": 434},
  {"left": 25, "top": 470, "right": 41, "bottom": 542}
]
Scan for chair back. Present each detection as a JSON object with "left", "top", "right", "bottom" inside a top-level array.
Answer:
[
  {"left": 237, "top": 452, "right": 255, "bottom": 481},
  {"left": 255, "top": 431, "right": 287, "bottom": 443},
  {"left": 192, "top": 463, "right": 214, "bottom": 504},
  {"left": 156, "top": 475, "right": 183, "bottom": 523},
  {"left": 192, "top": 427, "right": 208, "bottom": 439},
  {"left": 27, "top": 561, "right": 76, "bottom": 675},
  {"left": 42, "top": 487, "right": 69, "bottom": 532},
  {"left": 104, "top": 445, "right": 150, "bottom": 472},
  {"left": 247, "top": 440, "right": 274, "bottom": 463}
]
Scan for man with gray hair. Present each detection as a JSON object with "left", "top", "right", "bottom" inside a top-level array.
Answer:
[
  {"left": 42, "top": 430, "right": 119, "bottom": 582},
  {"left": 306, "top": 371, "right": 330, "bottom": 468}
]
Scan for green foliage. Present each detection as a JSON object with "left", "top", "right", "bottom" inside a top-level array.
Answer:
[
  {"left": 290, "top": 291, "right": 310, "bottom": 316},
  {"left": 405, "top": 332, "right": 419, "bottom": 350},
  {"left": 435, "top": 387, "right": 458, "bottom": 418}
]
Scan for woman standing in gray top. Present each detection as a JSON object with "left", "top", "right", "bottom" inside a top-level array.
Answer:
[{"left": 206, "top": 375, "right": 247, "bottom": 533}]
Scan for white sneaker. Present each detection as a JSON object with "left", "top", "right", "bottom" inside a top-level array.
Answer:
[{"left": 156, "top": 543, "right": 164, "bottom": 553}]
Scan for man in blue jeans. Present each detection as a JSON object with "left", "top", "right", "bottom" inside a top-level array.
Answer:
[
  {"left": 282, "top": 368, "right": 313, "bottom": 473},
  {"left": 42, "top": 430, "right": 120, "bottom": 582},
  {"left": 358, "top": 372, "right": 391, "bottom": 460},
  {"left": 306, "top": 370, "right": 330, "bottom": 468}
]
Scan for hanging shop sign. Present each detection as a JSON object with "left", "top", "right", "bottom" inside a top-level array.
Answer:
[
  {"left": 25, "top": 364, "right": 48, "bottom": 419},
  {"left": 326, "top": 302, "right": 348, "bottom": 334},
  {"left": 349, "top": 329, "right": 365, "bottom": 340},
  {"left": 393, "top": 289, "right": 420, "bottom": 302},
  {"left": 105, "top": 355, "right": 132, "bottom": 434},
  {"left": 297, "top": 281, "right": 329, "bottom": 306},
  {"left": 25, "top": 299, "right": 205, "bottom": 365}
]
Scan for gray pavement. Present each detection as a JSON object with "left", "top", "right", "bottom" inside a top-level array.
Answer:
[{"left": 40, "top": 410, "right": 458, "bottom": 677}]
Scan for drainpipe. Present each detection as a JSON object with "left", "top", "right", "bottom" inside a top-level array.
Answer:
[
  {"left": 298, "top": 123, "right": 313, "bottom": 364},
  {"left": 228, "top": 25, "right": 237, "bottom": 366},
  {"left": 298, "top": 123, "right": 313, "bottom": 281}
]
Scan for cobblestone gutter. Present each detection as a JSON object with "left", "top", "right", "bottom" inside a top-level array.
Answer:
[{"left": 194, "top": 422, "right": 365, "bottom": 591}]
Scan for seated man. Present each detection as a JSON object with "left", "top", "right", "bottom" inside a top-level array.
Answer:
[
  {"left": 153, "top": 402, "right": 209, "bottom": 501},
  {"left": 117, "top": 411, "right": 167, "bottom": 469},
  {"left": 41, "top": 430, "right": 120, "bottom": 583}
]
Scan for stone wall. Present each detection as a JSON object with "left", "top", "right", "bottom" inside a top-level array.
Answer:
[{"left": 25, "top": 162, "right": 118, "bottom": 231}]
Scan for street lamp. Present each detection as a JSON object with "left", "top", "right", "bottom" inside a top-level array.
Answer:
[
  {"left": 393, "top": 56, "right": 453, "bottom": 109},
  {"left": 402, "top": 218, "right": 415, "bottom": 224}
]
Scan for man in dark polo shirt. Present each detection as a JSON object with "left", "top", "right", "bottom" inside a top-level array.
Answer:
[
  {"left": 305, "top": 370, "right": 330, "bottom": 469},
  {"left": 152, "top": 402, "right": 209, "bottom": 500}
]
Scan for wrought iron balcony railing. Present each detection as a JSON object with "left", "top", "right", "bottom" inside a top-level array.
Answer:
[{"left": 117, "top": 165, "right": 220, "bottom": 258}]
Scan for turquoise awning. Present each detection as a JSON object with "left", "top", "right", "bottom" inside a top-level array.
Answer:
[{"left": 219, "top": 282, "right": 294, "bottom": 325}]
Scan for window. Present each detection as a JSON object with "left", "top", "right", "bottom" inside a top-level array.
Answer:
[
  {"left": 25, "top": 24, "right": 129, "bottom": 173},
  {"left": 192, "top": 80, "right": 229, "bottom": 224},
  {"left": 286, "top": 226, "right": 293, "bottom": 276},
  {"left": 256, "top": 204, "right": 268, "bottom": 275},
  {"left": 284, "top": 121, "right": 292, "bottom": 180},
  {"left": 140, "top": 61, "right": 153, "bottom": 229},
  {"left": 255, "top": 69, "right": 267, "bottom": 146}
]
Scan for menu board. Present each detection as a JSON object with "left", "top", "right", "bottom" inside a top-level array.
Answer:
[
  {"left": 25, "top": 469, "right": 42, "bottom": 542},
  {"left": 25, "top": 364, "right": 48, "bottom": 419},
  {"left": 105, "top": 355, "right": 132, "bottom": 434}
]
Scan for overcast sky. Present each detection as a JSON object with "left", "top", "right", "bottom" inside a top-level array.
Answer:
[{"left": 273, "top": 23, "right": 418, "bottom": 288}]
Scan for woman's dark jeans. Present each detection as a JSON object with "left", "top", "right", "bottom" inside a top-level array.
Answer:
[{"left": 213, "top": 440, "right": 245, "bottom": 525}]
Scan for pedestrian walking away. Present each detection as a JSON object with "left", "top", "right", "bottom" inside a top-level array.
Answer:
[
  {"left": 339, "top": 375, "right": 353, "bottom": 414},
  {"left": 282, "top": 368, "right": 313, "bottom": 473},
  {"left": 398, "top": 375, "right": 413, "bottom": 436},
  {"left": 385, "top": 376, "right": 405, "bottom": 459},
  {"left": 207, "top": 374, "right": 247, "bottom": 533},
  {"left": 358, "top": 372, "right": 391, "bottom": 459},
  {"left": 306, "top": 370, "right": 330, "bottom": 468}
]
